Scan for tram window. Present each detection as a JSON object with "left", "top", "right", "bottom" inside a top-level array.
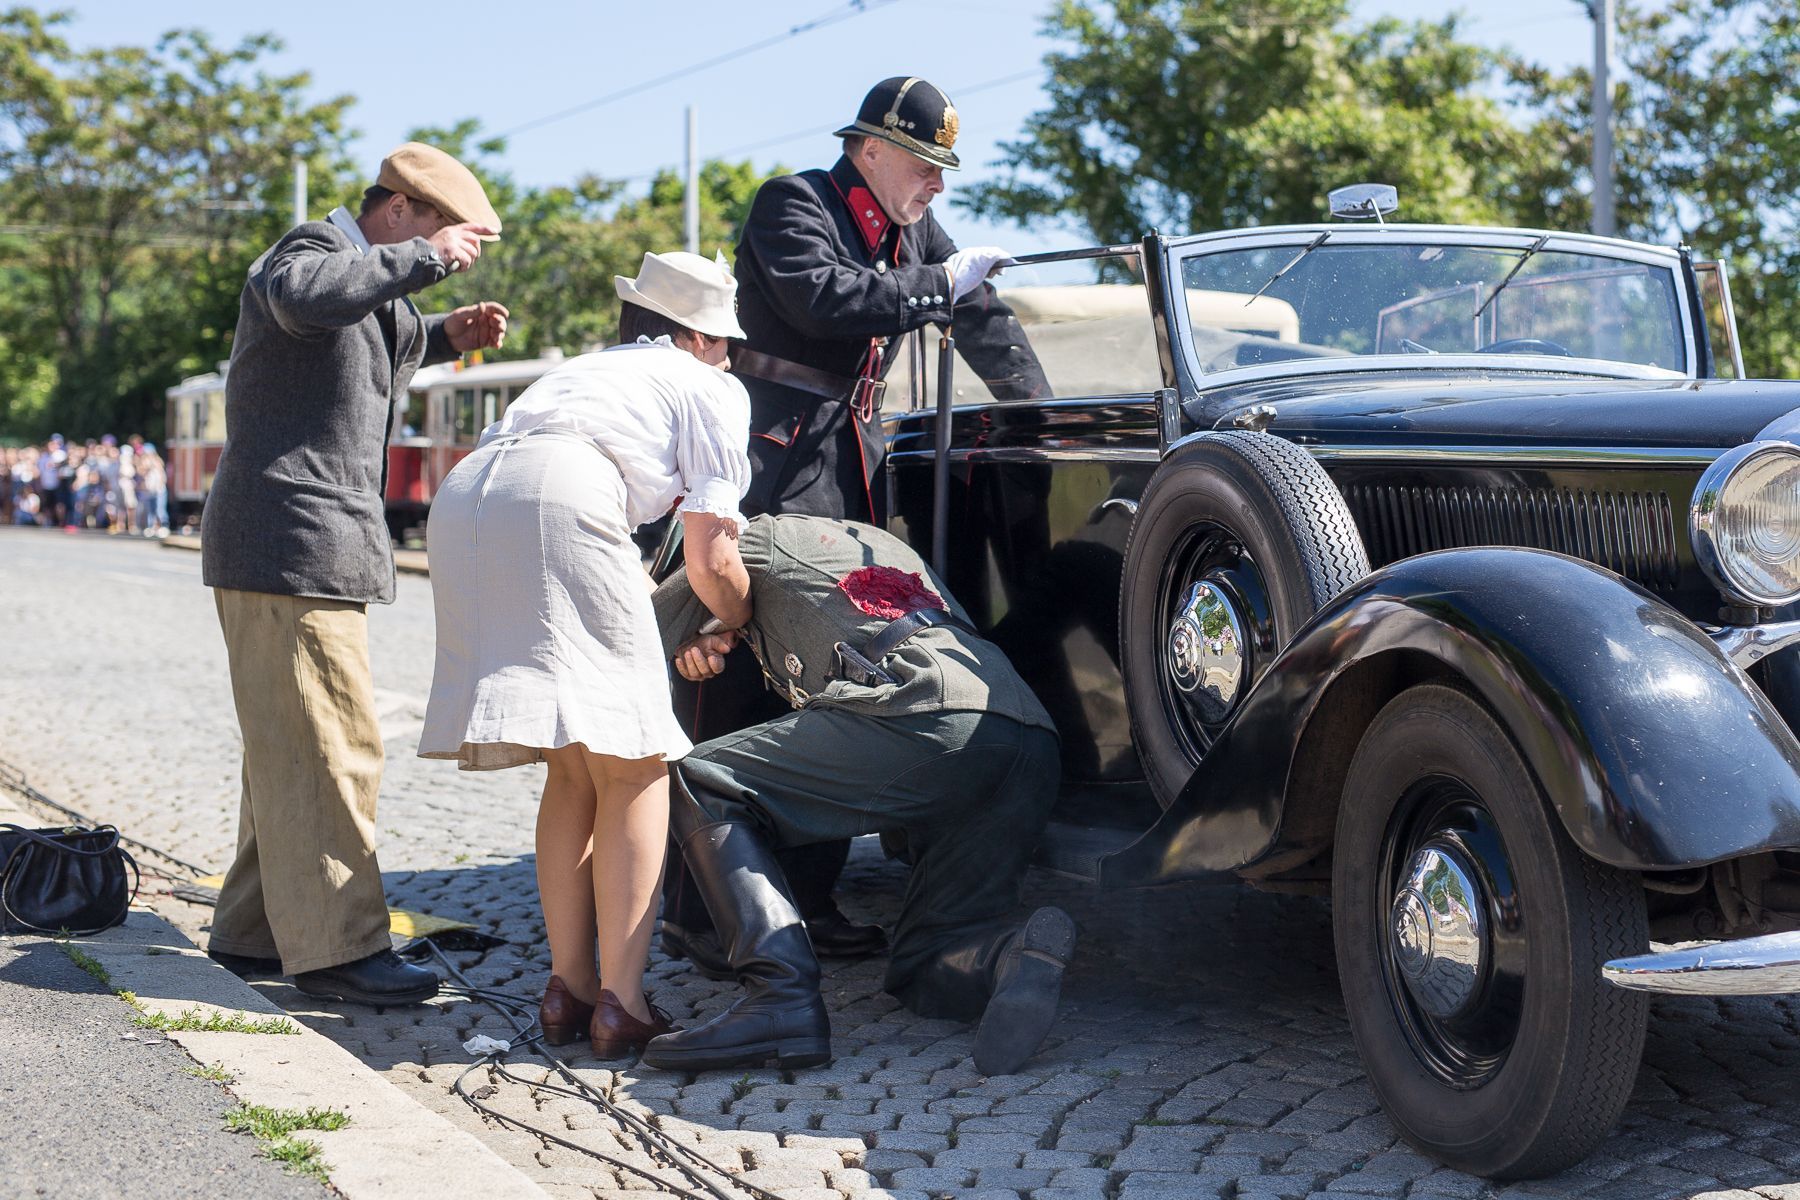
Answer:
[
  {"left": 201, "top": 393, "right": 228, "bottom": 442},
  {"left": 481, "top": 388, "right": 502, "bottom": 428},
  {"left": 453, "top": 388, "right": 480, "bottom": 444},
  {"left": 394, "top": 390, "right": 425, "bottom": 438}
]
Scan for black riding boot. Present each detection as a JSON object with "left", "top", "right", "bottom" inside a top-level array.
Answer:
[
  {"left": 900, "top": 907, "right": 1077, "bottom": 1076},
  {"left": 640, "top": 787, "right": 831, "bottom": 1072}
]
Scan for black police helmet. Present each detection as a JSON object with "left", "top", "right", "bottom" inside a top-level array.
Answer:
[{"left": 834, "top": 76, "right": 961, "bottom": 171}]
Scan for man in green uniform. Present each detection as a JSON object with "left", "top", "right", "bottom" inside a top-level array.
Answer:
[{"left": 642, "top": 514, "right": 1073, "bottom": 1076}]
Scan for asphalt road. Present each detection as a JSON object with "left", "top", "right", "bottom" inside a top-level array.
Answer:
[
  {"left": 8, "top": 526, "right": 1800, "bottom": 1200},
  {"left": 0, "top": 935, "right": 322, "bottom": 1199}
]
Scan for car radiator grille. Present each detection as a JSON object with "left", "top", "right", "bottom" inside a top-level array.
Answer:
[{"left": 1339, "top": 483, "right": 1682, "bottom": 589}]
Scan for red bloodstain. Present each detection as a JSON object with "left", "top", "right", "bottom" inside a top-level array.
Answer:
[{"left": 838, "top": 566, "right": 946, "bottom": 619}]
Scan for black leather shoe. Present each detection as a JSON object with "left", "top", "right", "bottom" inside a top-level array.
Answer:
[
  {"left": 804, "top": 903, "right": 888, "bottom": 959},
  {"left": 294, "top": 949, "right": 439, "bottom": 1006},
  {"left": 208, "top": 949, "right": 285, "bottom": 978},
  {"left": 973, "top": 906, "right": 1076, "bottom": 1076},
  {"left": 660, "top": 921, "right": 736, "bottom": 981}
]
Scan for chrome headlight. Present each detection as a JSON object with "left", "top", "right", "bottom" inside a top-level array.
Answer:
[{"left": 1691, "top": 441, "right": 1800, "bottom": 607}]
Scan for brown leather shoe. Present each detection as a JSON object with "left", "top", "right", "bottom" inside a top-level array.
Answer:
[
  {"left": 539, "top": 975, "right": 598, "bottom": 1046},
  {"left": 589, "top": 988, "right": 676, "bottom": 1058}
]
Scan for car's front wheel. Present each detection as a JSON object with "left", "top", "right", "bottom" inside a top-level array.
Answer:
[
  {"left": 1332, "top": 683, "right": 1649, "bottom": 1179},
  {"left": 1118, "top": 431, "right": 1367, "bottom": 807}
]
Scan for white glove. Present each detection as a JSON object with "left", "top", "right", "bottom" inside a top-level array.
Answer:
[{"left": 944, "top": 245, "right": 1011, "bottom": 302}]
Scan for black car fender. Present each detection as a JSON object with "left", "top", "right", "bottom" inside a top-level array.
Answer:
[{"left": 1099, "top": 546, "right": 1800, "bottom": 886}]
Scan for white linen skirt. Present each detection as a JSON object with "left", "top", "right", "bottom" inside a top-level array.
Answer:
[{"left": 417, "top": 430, "right": 692, "bottom": 769}]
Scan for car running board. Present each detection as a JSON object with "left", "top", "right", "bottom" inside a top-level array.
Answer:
[
  {"left": 1032, "top": 821, "right": 1142, "bottom": 883},
  {"left": 1603, "top": 930, "right": 1800, "bottom": 995}
]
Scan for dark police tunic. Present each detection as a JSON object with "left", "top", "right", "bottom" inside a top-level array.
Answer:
[
  {"left": 654, "top": 515, "right": 1059, "bottom": 1012},
  {"left": 732, "top": 156, "right": 1050, "bottom": 523}
]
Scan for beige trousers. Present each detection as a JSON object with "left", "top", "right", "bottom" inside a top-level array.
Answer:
[{"left": 210, "top": 588, "right": 393, "bottom": 974}]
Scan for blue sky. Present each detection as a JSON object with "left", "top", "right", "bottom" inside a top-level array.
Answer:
[{"left": 52, "top": 1, "right": 1597, "bottom": 269}]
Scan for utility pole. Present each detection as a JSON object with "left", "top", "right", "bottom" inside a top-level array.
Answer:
[
  {"left": 684, "top": 106, "right": 700, "bottom": 255},
  {"left": 293, "top": 157, "right": 309, "bottom": 228},
  {"left": 1590, "top": 0, "right": 1616, "bottom": 237}
]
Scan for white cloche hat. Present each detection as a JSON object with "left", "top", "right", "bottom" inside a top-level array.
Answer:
[{"left": 614, "top": 250, "right": 747, "bottom": 341}]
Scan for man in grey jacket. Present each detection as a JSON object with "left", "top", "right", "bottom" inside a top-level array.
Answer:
[{"left": 201, "top": 143, "right": 508, "bottom": 1005}]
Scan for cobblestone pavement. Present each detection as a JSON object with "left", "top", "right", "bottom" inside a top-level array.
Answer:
[{"left": 7, "top": 527, "right": 1800, "bottom": 1200}]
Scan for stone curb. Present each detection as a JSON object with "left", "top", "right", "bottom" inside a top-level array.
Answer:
[
  {"left": 0, "top": 795, "right": 545, "bottom": 1199},
  {"left": 162, "top": 534, "right": 431, "bottom": 577}
]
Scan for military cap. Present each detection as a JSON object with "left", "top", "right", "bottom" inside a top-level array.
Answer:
[
  {"left": 834, "top": 76, "right": 961, "bottom": 170},
  {"left": 376, "top": 142, "right": 502, "bottom": 240}
]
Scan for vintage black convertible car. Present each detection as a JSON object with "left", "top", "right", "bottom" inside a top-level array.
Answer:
[{"left": 878, "top": 189, "right": 1800, "bottom": 1179}]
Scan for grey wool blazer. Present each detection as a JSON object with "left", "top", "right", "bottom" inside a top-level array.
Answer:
[{"left": 202, "top": 220, "right": 457, "bottom": 605}]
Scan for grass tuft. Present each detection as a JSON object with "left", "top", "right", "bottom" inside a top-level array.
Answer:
[
  {"left": 731, "top": 1074, "right": 757, "bottom": 1101},
  {"left": 224, "top": 1104, "right": 351, "bottom": 1139},
  {"left": 60, "top": 944, "right": 112, "bottom": 987},
  {"left": 225, "top": 1105, "right": 350, "bottom": 1183},
  {"left": 184, "top": 1062, "right": 234, "bottom": 1083},
  {"left": 134, "top": 1007, "right": 300, "bottom": 1035}
]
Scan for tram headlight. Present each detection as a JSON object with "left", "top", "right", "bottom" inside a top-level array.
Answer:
[{"left": 1691, "top": 441, "right": 1800, "bottom": 607}]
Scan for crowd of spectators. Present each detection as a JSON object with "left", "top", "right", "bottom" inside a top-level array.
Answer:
[{"left": 3, "top": 433, "right": 171, "bottom": 536}]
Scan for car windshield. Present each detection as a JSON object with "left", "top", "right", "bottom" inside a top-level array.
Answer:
[{"left": 1178, "top": 239, "right": 1687, "bottom": 375}]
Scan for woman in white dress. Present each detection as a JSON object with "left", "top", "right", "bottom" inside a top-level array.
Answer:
[{"left": 419, "top": 251, "right": 753, "bottom": 1057}]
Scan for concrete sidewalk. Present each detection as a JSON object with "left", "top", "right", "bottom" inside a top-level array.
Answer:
[{"left": 0, "top": 789, "right": 547, "bottom": 1200}]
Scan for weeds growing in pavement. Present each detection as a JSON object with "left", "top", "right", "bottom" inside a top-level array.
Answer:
[
  {"left": 133, "top": 1007, "right": 300, "bottom": 1035},
  {"left": 60, "top": 944, "right": 112, "bottom": 987},
  {"left": 184, "top": 1062, "right": 234, "bottom": 1083},
  {"left": 224, "top": 1104, "right": 350, "bottom": 1183},
  {"left": 731, "top": 1074, "right": 757, "bottom": 1101}
]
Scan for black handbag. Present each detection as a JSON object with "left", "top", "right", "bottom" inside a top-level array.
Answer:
[{"left": 0, "top": 824, "right": 139, "bottom": 936}]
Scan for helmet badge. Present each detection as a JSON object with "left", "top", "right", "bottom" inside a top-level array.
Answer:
[{"left": 935, "top": 105, "right": 959, "bottom": 150}]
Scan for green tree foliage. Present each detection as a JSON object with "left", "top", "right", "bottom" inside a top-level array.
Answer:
[
  {"left": 966, "top": 0, "right": 1800, "bottom": 378},
  {"left": 0, "top": 8, "right": 355, "bottom": 439},
  {"left": 1513, "top": 0, "right": 1800, "bottom": 377},
  {"left": 0, "top": 12, "right": 782, "bottom": 440},
  {"left": 416, "top": 120, "right": 777, "bottom": 357},
  {"left": 960, "top": 0, "right": 1542, "bottom": 248}
]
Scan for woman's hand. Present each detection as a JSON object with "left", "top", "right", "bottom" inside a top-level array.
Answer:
[{"left": 673, "top": 630, "right": 739, "bottom": 682}]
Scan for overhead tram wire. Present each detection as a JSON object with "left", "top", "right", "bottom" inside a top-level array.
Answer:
[
  {"left": 492, "top": 0, "right": 901, "bottom": 142},
  {"left": 606, "top": 67, "right": 1042, "bottom": 185}
]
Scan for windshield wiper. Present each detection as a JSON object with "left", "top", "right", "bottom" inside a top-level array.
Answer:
[
  {"left": 1245, "top": 230, "right": 1331, "bottom": 307},
  {"left": 1473, "top": 234, "right": 1550, "bottom": 322}
]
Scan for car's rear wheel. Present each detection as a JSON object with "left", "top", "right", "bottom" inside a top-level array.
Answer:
[
  {"left": 1119, "top": 430, "right": 1367, "bottom": 807},
  {"left": 1333, "top": 683, "right": 1649, "bottom": 1179}
]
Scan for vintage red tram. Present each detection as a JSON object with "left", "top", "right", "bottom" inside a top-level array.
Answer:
[{"left": 163, "top": 350, "right": 566, "bottom": 540}]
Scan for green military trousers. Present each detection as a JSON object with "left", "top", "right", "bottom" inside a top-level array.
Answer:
[{"left": 676, "top": 705, "right": 1060, "bottom": 1017}]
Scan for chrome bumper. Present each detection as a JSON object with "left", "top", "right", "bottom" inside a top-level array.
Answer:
[
  {"left": 1603, "top": 931, "right": 1800, "bottom": 995},
  {"left": 1706, "top": 618, "right": 1800, "bottom": 669}
]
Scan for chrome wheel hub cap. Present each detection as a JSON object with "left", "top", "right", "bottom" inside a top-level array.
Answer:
[
  {"left": 1166, "top": 581, "right": 1246, "bottom": 723},
  {"left": 1389, "top": 843, "right": 1487, "bottom": 1020}
]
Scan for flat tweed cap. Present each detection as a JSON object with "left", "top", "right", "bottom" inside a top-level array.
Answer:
[
  {"left": 834, "top": 76, "right": 961, "bottom": 170},
  {"left": 377, "top": 142, "right": 502, "bottom": 240}
]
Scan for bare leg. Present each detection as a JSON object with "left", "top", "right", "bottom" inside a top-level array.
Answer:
[
  {"left": 537, "top": 745, "right": 599, "bottom": 1005},
  {"left": 587, "top": 752, "right": 670, "bottom": 1024}
]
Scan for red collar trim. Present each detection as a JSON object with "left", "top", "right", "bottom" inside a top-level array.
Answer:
[{"left": 830, "top": 174, "right": 891, "bottom": 255}]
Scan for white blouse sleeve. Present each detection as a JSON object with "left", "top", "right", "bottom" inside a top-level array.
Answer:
[{"left": 675, "top": 368, "right": 753, "bottom": 530}]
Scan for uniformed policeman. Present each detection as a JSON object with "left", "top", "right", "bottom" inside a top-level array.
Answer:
[
  {"left": 642, "top": 515, "right": 1073, "bottom": 1076},
  {"left": 660, "top": 74, "right": 1055, "bottom": 977},
  {"left": 732, "top": 74, "right": 1050, "bottom": 521}
]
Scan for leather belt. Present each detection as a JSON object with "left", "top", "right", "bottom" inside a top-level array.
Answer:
[
  {"left": 733, "top": 348, "right": 857, "bottom": 400},
  {"left": 833, "top": 608, "right": 977, "bottom": 688},
  {"left": 865, "top": 607, "right": 975, "bottom": 659}
]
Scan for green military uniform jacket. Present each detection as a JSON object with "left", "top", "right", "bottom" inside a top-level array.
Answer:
[{"left": 653, "top": 514, "right": 1055, "bottom": 735}]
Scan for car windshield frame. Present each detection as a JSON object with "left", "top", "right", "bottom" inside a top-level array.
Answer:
[{"left": 1160, "top": 225, "right": 1700, "bottom": 400}]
